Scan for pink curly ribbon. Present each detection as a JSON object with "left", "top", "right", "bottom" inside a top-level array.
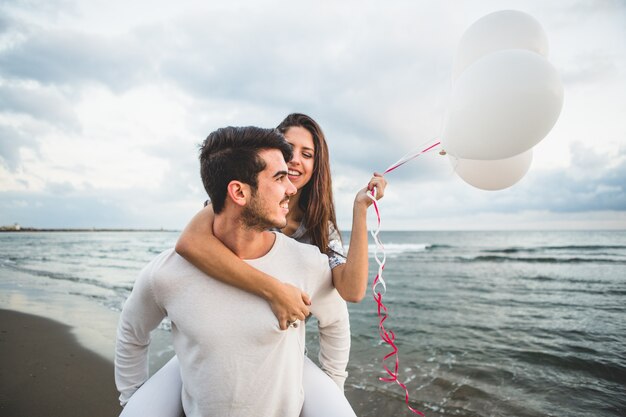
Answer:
[{"left": 367, "top": 139, "right": 440, "bottom": 416}]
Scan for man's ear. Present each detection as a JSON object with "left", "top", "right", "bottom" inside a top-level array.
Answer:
[{"left": 226, "top": 181, "right": 250, "bottom": 207}]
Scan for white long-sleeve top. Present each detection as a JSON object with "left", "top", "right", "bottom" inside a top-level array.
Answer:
[{"left": 115, "top": 232, "right": 350, "bottom": 417}]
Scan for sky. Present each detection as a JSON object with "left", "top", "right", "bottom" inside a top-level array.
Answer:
[{"left": 0, "top": 0, "right": 625, "bottom": 231}]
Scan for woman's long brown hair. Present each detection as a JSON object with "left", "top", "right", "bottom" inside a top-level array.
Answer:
[{"left": 277, "top": 113, "right": 340, "bottom": 254}]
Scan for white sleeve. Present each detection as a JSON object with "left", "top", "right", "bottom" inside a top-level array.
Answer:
[
  {"left": 115, "top": 261, "right": 167, "bottom": 406},
  {"left": 309, "top": 261, "right": 351, "bottom": 391}
]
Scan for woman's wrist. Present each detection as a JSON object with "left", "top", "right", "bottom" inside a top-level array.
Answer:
[
  {"left": 258, "top": 274, "right": 284, "bottom": 302},
  {"left": 353, "top": 197, "right": 370, "bottom": 214}
]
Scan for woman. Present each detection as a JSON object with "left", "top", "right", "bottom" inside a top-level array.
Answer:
[
  {"left": 120, "top": 114, "right": 386, "bottom": 417},
  {"left": 177, "top": 113, "right": 386, "bottom": 327}
]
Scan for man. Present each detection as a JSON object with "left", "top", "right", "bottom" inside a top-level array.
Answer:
[{"left": 115, "top": 126, "right": 350, "bottom": 417}]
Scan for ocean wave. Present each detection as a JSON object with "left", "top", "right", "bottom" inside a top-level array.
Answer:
[
  {"left": 459, "top": 255, "right": 625, "bottom": 264},
  {"left": 522, "top": 275, "right": 623, "bottom": 287},
  {"left": 429, "top": 244, "right": 454, "bottom": 250},
  {"left": 483, "top": 245, "right": 626, "bottom": 254},
  {"left": 2, "top": 262, "right": 133, "bottom": 293},
  {"left": 364, "top": 243, "right": 434, "bottom": 254},
  {"left": 512, "top": 349, "right": 626, "bottom": 385},
  {"left": 524, "top": 275, "right": 556, "bottom": 282}
]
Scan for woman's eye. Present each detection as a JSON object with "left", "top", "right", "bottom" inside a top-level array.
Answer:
[{"left": 303, "top": 153, "right": 313, "bottom": 159}]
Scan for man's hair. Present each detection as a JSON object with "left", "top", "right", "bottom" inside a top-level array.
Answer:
[{"left": 199, "top": 126, "right": 293, "bottom": 213}]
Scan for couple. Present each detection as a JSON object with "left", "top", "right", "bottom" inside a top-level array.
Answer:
[{"left": 115, "top": 114, "right": 387, "bottom": 417}]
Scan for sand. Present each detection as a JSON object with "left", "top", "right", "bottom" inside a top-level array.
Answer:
[
  {"left": 0, "top": 307, "right": 435, "bottom": 417},
  {"left": 0, "top": 309, "right": 122, "bottom": 417}
]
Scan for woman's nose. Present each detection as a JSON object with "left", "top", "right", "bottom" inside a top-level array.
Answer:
[{"left": 289, "top": 154, "right": 301, "bottom": 166}]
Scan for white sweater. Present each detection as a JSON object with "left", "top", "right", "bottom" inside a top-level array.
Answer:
[{"left": 115, "top": 232, "right": 350, "bottom": 417}]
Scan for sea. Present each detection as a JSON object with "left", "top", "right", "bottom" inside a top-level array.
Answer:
[{"left": 1, "top": 230, "right": 625, "bottom": 417}]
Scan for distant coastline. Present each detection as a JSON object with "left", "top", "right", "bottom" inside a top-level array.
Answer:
[{"left": 0, "top": 226, "right": 177, "bottom": 233}]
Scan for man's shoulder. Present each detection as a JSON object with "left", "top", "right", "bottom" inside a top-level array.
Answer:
[
  {"left": 142, "top": 248, "right": 197, "bottom": 278},
  {"left": 272, "top": 234, "right": 331, "bottom": 281},
  {"left": 145, "top": 247, "right": 176, "bottom": 267},
  {"left": 277, "top": 232, "right": 328, "bottom": 260}
]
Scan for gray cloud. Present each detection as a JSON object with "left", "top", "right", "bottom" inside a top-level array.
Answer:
[
  {"left": 528, "top": 145, "right": 626, "bottom": 212},
  {"left": 0, "top": 0, "right": 625, "bottom": 230},
  {"left": 156, "top": 5, "right": 453, "bottom": 147},
  {"left": 0, "top": 13, "right": 12, "bottom": 34},
  {"left": 560, "top": 0, "right": 626, "bottom": 15},
  {"left": 0, "top": 125, "right": 34, "bottom": 171},
  {"left": 0, "top": 29, "right": 153, "bottom": 91},
  {"left": 456, "top": 145, "right": 626, "bottom": 214},
  {"left": 0, "top": 190, "right": 132, "bottom": 228},
  {"left": 1, "top": 0, "right": 77, "bottom": 18},
  {"left": 0, "top": 186, "right": 197, "bottom": 229},
  {"left": 0, "top": 84, "right": 79, "bottom": 129},
  {"left": 367, "top": 143, "right": 626, "bottom": 228},
  {"left": 142, "top": 139, "right": 205, "bottom": 204}
]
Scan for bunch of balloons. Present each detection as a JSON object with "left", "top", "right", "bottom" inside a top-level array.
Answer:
[{"left": 442, "top": 10, "right": 564, "bottom": 190}]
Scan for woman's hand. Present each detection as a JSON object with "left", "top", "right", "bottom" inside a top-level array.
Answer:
[
  {"left": 269, "top": 282, "right": 312, "bottom": 330},
  {"left": 332, "top": 173, "right": 388, "bottom": 303},
  {"left": 176, "top": 205, "right": 311, "bottom": 329},
  {"left": 354, "top": 172, "right": 387, "bottom": 207}
]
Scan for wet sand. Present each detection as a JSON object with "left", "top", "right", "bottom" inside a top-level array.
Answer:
[{"left": 0, "top": 309, "right": 122, "bottom": 417}]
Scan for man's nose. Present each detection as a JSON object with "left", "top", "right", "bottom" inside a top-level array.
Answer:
[{"left": 286, "top": 179, "right": 297, "bottom": 196}]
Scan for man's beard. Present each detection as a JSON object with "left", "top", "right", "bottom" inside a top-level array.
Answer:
[{"left": 241, "top": 190, "right": 288, "bottom": 231}]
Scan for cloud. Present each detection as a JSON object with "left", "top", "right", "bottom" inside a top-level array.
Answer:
[
  {"left": 0, "top": 0, "right": 77, "bottom": 18},
  {"left": 0, "top": 125, "right": 35, "bottom": 171},
  {"left": 529, "top": 144, "right": 626, "bottom": 212},
  {"left": 0, "top": 185, "right": 200, "bottom": 229},
  {"left": 156, "top": 3, "right": 454, "bottom": 150},
  {"left": 329, "top": 142, "right": 626, "bottom": 230},
  {"left": 451, "top": 143, "right": 626, "bottom": 215},
  {"left": 0, "top": 28, "right": 153, "bottom": 91},
  {"left": 0, "top": 83, "right": 79, "bottom": 128},
  {"left": 0, "top": 0, "right": 625, "bottom": 230}
]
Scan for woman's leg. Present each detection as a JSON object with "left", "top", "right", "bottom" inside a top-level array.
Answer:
[
  {"left": 300, "top": 355, "right": 357, "bottom": 417},
  {"left": 119, "top": 355, "right": 184, "bottom": 417}
]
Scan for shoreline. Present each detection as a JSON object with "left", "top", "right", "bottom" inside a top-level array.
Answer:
[
  {"left": 1, "top": 253, "right": 428, "bottom": 416},
  {"left": 0, "top": 309, "right": 123, "bottom": 417},
  {"left": 0, "top": 306, "right": 437, "bottom": 417},
  {"left": 2, "top": 227, "right": 624, "bottom": 233},
  {"left": 0, "top": 228, "right": 178, "bottom": 232},
  {"left": 0, "top": 264, "right": 443, "bottom": 417}
]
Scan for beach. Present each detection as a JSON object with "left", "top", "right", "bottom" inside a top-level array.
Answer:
[
  {"left": 0, "top": 277, "right": 430, "bottom": 417},
  {"left": 0, "top": 309, "right": 122, "bottom": 417},
  {"left": 0, "top": 306, "right": 440, "bottom": 417},
  {"left": 1, "top": 230, "right": 625, "bottom": 417}
]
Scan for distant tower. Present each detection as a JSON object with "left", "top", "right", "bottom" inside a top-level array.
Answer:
[{"left": 13, "top": 223, "right": 21, "bottom": 231}]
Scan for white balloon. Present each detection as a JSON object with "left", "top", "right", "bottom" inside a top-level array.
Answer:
[
  {"left": 453, "top": 10, "right": 549, "bottom": 80},
  {"left": 450, "top": 149, "right": 533, "bottom": 191},
  {"left": 442, "top": 49, "right": 563, "bottom": 160}
]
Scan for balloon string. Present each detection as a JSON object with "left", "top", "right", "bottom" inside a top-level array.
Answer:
[
  {"left": 368, "top": 194, "right": 424, "bottom": 416},
  {"left": 366, "top": 138, "right": 440, "bottom": 416},
  {"left": 383, "top": 140, "right": 441, "bottom": 174}
]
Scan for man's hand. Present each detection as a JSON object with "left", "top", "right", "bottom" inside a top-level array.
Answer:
[{"left": 269, "top": 282, "right": 311, "bottom": 330}]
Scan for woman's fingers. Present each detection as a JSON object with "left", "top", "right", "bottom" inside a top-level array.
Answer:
[
  {"left": 367, "top": 173, "right": 387, "bottom": 200},
  {"left": 271, "top": 283, "right": 311, "bottom": 330}
]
